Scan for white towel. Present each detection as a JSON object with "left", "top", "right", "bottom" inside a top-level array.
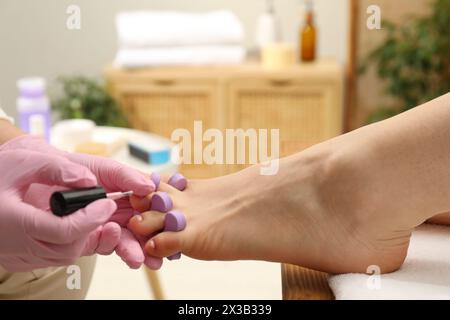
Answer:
[
  {"left": 116, "top": 10, "right": 245, "bottom": 48},
  {"left": 329, "top": 224, "right": 450, "bottom": 299},
  {"left": 114, "top": 45, "right": 246, "bottom": 68},
  {"left": 0, "top": 107, "right": 14, "bottom": 124}
]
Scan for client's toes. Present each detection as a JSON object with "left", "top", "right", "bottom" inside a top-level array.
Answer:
[
  {"left": 144, "top": 232, "right": 183, "bottom": 258},
  {"left": 130, "top": 194, "right": 152, "bottom": 212},
  {"left": 128, "top": 211, "right": 166, "bottom": 237},
  {"left": 157, "top": 182, "right": 180, "bottom": 194}
]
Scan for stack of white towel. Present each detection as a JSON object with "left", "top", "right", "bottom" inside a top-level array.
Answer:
[{"left": 114, "top": 10, "right": 246, "bottom": 68}]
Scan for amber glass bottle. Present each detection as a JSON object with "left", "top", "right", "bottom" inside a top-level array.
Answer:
[{"left": 300, "top": 7, "right": 316, "bottom": 62}]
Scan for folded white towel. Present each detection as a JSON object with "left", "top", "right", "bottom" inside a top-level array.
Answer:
[
  {"left": 114, "top": 45, "right": 246, "bottom": 68},
  {"left": 116, "top": 10, "right": 245, "bottom": 48},
  {"left": 329, "top": 224, "right": 450, "bottom": 299}
]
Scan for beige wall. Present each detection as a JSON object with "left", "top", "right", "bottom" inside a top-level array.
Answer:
[{"left": 0, "top": 0, "right": 348, "bottom": 120}]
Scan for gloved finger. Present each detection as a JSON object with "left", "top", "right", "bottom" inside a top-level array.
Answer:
[
  {"left": 29, "top": 236, "right": 85, "bottom": 261},
  {"left": 115, "top": 228, "right": 145, "bottom": 269},
  {"left": 81, "top": 226, "right": 103, "bottom": 256},
  {"left": 109, "top": 207, "right": 135, "bottom": 226},
  {"left": 144, "top": 256, "right": 163, "bottom": 270},
  {"left": 73, "top": 155, "right": 155, "bottom": 196},
  {"left": 23, "top": 184, "right": 64, "bottom": 211},
  {"left": 5, "top": 150, "right": 97, "bottom": 188},
  {"left": 96, "top": 222, "right": 122, "bottom": 255},
  {"left": 81, "top": 222, "right": 121, "bottom": 256},
  {"left": 25, "top": 199, "right": 117, "bottom": 244}
]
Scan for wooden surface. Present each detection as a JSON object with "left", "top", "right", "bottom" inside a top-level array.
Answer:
[
  {"left": 281, "top": 264, "right": 334, "bottom": 300},
  {"left": 144, "top": 268, "right": 165, "bottom": 300}
]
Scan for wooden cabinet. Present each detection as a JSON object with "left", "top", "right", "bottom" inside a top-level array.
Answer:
[{"left": 105, "top": 60, "right": 343, "bottom": 178}]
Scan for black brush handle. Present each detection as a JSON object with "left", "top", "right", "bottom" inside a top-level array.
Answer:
[{"left": 50, "top": 186, "right": 107, "bottom": 217}]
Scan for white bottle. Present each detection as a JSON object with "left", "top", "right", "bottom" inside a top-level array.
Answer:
[{"left": 256, "top": 0, "right": 282, "bottom": 50}]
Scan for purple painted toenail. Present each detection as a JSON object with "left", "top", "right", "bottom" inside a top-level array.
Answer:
[
  {"left": 151, "top": 192, "right": 173, "bottom": 212},
  {"left": 151, "top": 172, "right": 161, "bottom": 189},
  {"left": 164, "top": 210, "right": 186, "bottom": 260},
  {"left": 168, "top": 172, "right": 187, "bottom": 191}
]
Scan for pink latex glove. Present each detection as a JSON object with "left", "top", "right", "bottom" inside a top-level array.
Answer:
[
  {"left": 24, "top": 183, "right": 122, "bottom": 257},
  {"left": 1, "top": 135, "right": 163, "bottom": 270},
  {"left": 0, "top": 148, "right": 118, "bottom": 272}
]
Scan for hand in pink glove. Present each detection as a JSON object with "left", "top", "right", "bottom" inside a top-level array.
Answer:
[
  {"left": 1, "top": 135, "right": 163, "bottom": 270},
  {"left": 24, "top": 183, "right": 122, "bottom": 257},
  {"left": 65, "top": 152, "right": 163, "bottom": 270},
  {"left": 0, "top": 149, "right": 117, "bottom": 272}
]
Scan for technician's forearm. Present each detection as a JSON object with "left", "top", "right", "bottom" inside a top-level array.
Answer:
[{"left": 0, "top": 120, "right": 25, "bottom": 145}]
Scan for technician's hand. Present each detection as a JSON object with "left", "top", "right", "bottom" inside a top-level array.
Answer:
[
  {"left": 65, "top": 152, "right": 163, "bottom": 269},
  {"left": 1, "top": 135, "right": 162, "bottom": 270},
  {"left": 0, "top": 149, "right": 117, "bottom": 272}
]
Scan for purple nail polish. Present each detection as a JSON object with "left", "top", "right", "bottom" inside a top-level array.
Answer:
[
  {"left": 164, "top": 210, "right": 186, "bottom": 261},
  {"left": 151, "top": 172, "right": 161, "bottom": 189},
  {"left": 151, "top": 192, "right": 173, "bottom": 212},
  {"left": 168, "top": 173, "right": 187, "bottom": 191}
]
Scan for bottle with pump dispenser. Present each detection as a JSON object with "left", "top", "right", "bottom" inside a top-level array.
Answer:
[{"left": 16, "top": 77, "right": 51, "bottom": 141}]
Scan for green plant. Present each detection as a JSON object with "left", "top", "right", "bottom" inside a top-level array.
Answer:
[
  {"left": 361, "top": 0, "right": 450, "bottom": 123},
  {"left": 52, "top": 76, "right": 128, "bottom": 127}
]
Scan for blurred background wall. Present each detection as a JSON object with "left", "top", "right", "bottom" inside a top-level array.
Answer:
[
  {"left": 351, "top": 0, "right": 430, "bottom": 128},
  {"left": 0, "top": 0, "right": 348, "bottom": 120}
]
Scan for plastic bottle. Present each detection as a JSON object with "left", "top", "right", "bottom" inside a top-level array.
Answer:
[
  {"left": 16, "top": 77, "right": 51, "bottom": 141},
  {"left": 256, "top": 0, "right": 282, "bottom": 50}
]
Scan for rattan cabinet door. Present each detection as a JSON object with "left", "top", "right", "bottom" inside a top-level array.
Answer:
[
  {"left": 226, "top": 77, "right": 343, "bottom": 173},
  {"left": 113, "top": 79, "right": 224, "bottom": 178}
]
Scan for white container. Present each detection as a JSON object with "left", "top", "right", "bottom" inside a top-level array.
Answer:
[
  {"left": 51, "top": 119, "right": 96, "bottom": 152},
  {"left": 255, "top": 0, "right": 282, "bottom": 50}
]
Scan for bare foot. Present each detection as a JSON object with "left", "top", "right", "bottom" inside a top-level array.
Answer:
[
  {"left": 127, "top": 132, "right": 430, "bottom": 274},
  {"left": 125, "top": 93, "right": 450, "bottom": 273},
  {"left": 427, "top": 212, "right": 450, "bottom": 225}
]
